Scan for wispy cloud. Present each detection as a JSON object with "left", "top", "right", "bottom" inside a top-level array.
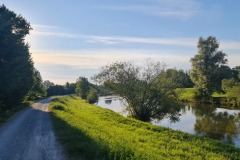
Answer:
[
  {"left": 29, "top": 24, "right": 240, "bottom": 51},
  {"left": 32, "top": 49, "right": 192, "bottom": 69},
  {"left": 30, "top": 30, "right": 196, "bottom": 47},
  {"left": 220, "top": 40, "right": 240, "bottom": 51},
  {"left": 99, "top": 0, "right": 201, "bottom": 19}
]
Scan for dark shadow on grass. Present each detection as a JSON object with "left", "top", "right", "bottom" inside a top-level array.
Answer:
[{"left": 50, "top": 112, "right": 109, "bottom": 160}]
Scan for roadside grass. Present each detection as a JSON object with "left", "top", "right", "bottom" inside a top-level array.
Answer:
[
  {"left": 0, "top": 100, "right": 34, "bottom": 124},
  {"left": 50, "top": 95, "right": 240, "bottom": 160}
]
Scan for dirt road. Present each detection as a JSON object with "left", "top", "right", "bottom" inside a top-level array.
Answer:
[{"left": 0, "top": 98, "right": 66, "bottom": 160}]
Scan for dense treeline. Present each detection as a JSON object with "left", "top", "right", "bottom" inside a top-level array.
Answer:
[
  {"left": 0, "top": 5, "right": 45, "bottom": 112},
  {"left": 44, "top": 77, "right": 99, "bottom": 104}
]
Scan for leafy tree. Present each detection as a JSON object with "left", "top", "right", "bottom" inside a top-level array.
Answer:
[
  {"left": 64, "top": 82, "right": 76, "bottom": 94},
  {"left": 43, "top": 80, "right": 55, "bottom": 89},
  {"left": 165, "top": 68, "right": 193, "bottom": 88},
  {"left": 46, "top": 85, "right": 65, "bottom": 96},
  {"left": 222, "top": 78, "right": 237, "bottom": 93},
  {"left": 232, "top": 66, "right": 240, "bottom": 81},
  {"left": 190, "top": 36, "right": 227, "bottom": 98},
  {"left": 93, "top": 60, "right": 181, "bottom": 122},
  {"left": 25, "top": 68, "right": 46, "bottom": 100},
  {"left": 75, "top": 77, "right": 89, "bottom": 99},
  {"left": 87, "top": 88, "right": 99, "bottom": 104},
  {"left": 45, "top": 82, "right": 76, "bottom": 97},
  {"left": 213, "top": 66, "right": 238, "bottom": 92},
  {"left": 0, "top": 5, "right": 34, "bottom": 110}
]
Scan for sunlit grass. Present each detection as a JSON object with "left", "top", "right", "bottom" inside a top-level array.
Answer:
[
  {"left": 175, "top": 88, "right": 196, "bottom": 101},
  {"left": 50, "top": 95, "right": 240, "bottom": 160}
]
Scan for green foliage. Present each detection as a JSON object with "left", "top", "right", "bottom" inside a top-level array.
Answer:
[
  {"left": 64, "top": 82, "right": 76, "bottom": 94},
  {"left": 165, "top": 68, "right": 193, "bottom": 88},
  {"left": 213, "top": 66, "right": 237, "bottom": 92},
  {"left": 46, "top": 82, "right": 76, "bottom": 96},
  {"left": 42, "top": 80, "right": 55, "bottom": 89},
  {"left": 87, "top": 88, "right": 99, "bottom": 104},
  {"left": 50, "top": 96, "right": 240, "bottom": 160},
  {"left": 190, "top": 36, "right": 227, "bottom": 98},
  {"left": 222, "top": 78, "right": 237, "bottom": 93},
  {"left": 0, "top": 5, "right": 34, "bottom": 111},
  {"left": 25, "top": 68, "right": 46, "bottom": 100},
  {"left": 220, "top": 78, "right": 240, "bottom": 106},
  {"left": 75, "top": 77, "right": 89, "bottom": 99},
  {"left": 93, "top": 60, "right": 181, "bottom": 122},
  {"left": 226, "top": 86, "right": 240, "bottom": 106}
]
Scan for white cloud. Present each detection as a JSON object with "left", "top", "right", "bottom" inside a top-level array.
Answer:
[
  {"left": 99, "top": 0, "right": 201, "bottom": 19},
  {"left": 29, "top": 29, "right": 197, "bottom": 47},
  {"left": 221, "top": 40, "right": 240, "bottom": 51}
]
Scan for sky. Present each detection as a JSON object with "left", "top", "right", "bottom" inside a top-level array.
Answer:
[{"left": 1, "top": 0, "right": 240, "bottom": 84}]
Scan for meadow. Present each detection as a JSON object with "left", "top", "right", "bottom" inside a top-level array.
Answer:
[{"left": 50, "top": 95, "right": 240, "bottom": 160}]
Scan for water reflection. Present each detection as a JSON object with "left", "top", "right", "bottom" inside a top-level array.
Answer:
[
  {"left": 192, "top": 104, "right": 240, "bottom": 145},
  {"left": 96, "top": 96, "right": 240, "bottom": 147},
  {"left": 105, "top": 99, "right": 112, "bottom": 104}
]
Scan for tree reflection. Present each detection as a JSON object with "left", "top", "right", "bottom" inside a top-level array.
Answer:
[
  {"left": 192, "top": 104, "right": 240, "bottom": 145},
  {"left": 105, "top": 99, "right": 112, "bottom": 104}
]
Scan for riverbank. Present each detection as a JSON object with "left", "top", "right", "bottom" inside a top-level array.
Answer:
[
  {"left": 50, "top": 95, "right": 240, "bottom": 159},
  {"left": 175, "top": 88, "right": 240, "bottom": 106}
]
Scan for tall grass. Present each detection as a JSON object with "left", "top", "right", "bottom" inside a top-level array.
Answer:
[{"left": 50, "top": 95, "right": 240, "bottom": 160}]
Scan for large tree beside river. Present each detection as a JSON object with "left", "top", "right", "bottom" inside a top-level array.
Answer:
[
  {"left": 190, "top": 36, "right": 228, "bottom": 99},
  {"left": 93, "top": 60, "right": 181, "bottom": 122},
  {"left": 0, "top": 5, "right": 34, "bottom": 111}
]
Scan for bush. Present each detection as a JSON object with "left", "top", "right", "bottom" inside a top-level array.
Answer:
[{"left": 87, "top": 88, "right": 98, "bottom": 104}]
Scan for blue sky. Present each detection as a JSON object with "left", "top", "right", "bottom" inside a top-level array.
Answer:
[{"left": 1, "top": 0, "right": 240, "bottom": 84}]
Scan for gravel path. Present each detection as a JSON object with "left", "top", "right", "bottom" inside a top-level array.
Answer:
[{"left": 0, "top": 98, "right": 66, "bottom": 160}]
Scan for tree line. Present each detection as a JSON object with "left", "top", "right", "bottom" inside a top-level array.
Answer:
[
  {"left": 0, "top": 5, "right": 46, "bottom": 113},
  {"left": 0, "top": 5, "right": 100, "bottom": 113},
  {"left": 44, "top": 77, "right": 98, "bottom": 104},
  {"left": 93, "top": 37, "right": 240, "bottom": 121}
]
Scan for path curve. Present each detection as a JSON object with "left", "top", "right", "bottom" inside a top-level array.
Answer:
[{"left": 0, "top": 98, "right": 66, "bottom": 160}]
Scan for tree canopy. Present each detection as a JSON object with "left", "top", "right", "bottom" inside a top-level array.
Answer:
[
  {"left": 0, "top": 5, "right": 35, "bottom": 110},
  {"left": 190, "top": 36, "right": 228, "bottom": 98},
  {"left": 75, "top": 77, "right": 90, "bottom": 99},
  {"left": 93, "top": 60, "right": 181, "bottom": 122}
]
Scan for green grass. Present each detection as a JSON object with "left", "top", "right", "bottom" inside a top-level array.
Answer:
[
  {"left": 211, "top": 92, "right": 227, "bottom": 98},
  {"left": 175, "top": 88, "right": 197, "bottom": 101},
  {"left": 50, "top": 95, "right": 240, "bottom": 160}
]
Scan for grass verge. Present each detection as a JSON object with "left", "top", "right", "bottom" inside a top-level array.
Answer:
[
  {"left": 0, "top": 100, "right": 35, "bottom": 124},
  {"left": 50, "top": 95, "right": 240, "bottom": 160}
]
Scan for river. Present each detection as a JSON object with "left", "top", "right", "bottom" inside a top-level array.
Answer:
[{"left": 96, "top": 96, "right": 240, "bottom": 147}]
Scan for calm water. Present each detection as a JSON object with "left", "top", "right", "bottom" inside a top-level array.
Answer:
[{"left": 96, "top": 96, "right": 240, "bottom": 147}]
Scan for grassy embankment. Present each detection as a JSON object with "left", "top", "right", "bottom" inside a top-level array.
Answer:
[{"left": 50, "top": 95, "right": 240, "bottom": 160}]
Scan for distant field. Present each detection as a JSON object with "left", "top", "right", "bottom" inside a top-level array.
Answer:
[{"left": 50, "top": 95, "right": 240, "bottom": 160}]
